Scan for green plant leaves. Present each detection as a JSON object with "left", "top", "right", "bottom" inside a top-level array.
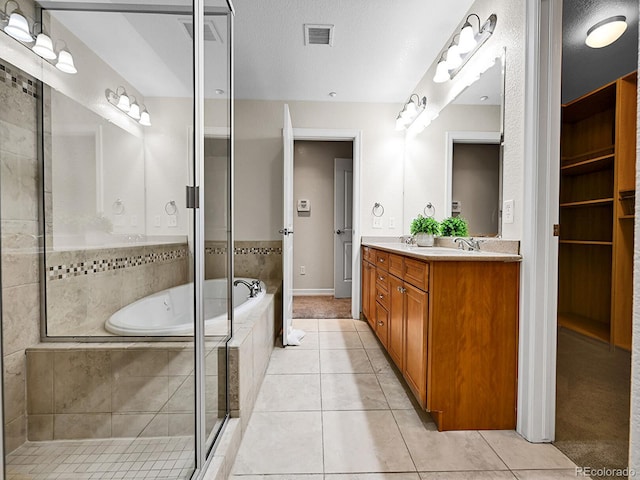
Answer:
[
  {"left": 440, "top": 216, "right": 469, "bottom": 237},
  {"left": 410, "top": 214, "right": 440, "bottom": 235}
]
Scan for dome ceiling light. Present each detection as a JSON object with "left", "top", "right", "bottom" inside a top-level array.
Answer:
[{"left": 585, "top": 15, "right": 627, "bottom": 49}]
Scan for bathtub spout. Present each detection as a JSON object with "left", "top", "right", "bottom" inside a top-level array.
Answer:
[{"left": 234, "top": 279, "right": 262, "bottom": 298}]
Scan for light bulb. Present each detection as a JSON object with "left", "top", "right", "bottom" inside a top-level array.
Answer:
[
  {"left": 4, "top": 11, "right": 33, "bottom": 43},
  {"left": 586, "top": 16, "right": 627, "bottom": 48},
  {"left": 55, "top": 49, "right": 77, "bottom": 74},
  {"left": 458, "top": 23, "right": 477, "bottom": 53},
  {"left": 446, "top": 43, "right": 462, "bottom": 69},
  {"left": 433, "top": 59, "right": 450, "bottom": 83},
  {"left": 128, "top": 101, "right": 141, "bottom": 120},
  {"left": 116, "top": 91, "right": 130, "bottom": 112},
  {"left": 139, "top": 109, "right": 151, "bottom": 126},
  {"left": 32, "top": 33, "right": 56, "bottom": 60}
]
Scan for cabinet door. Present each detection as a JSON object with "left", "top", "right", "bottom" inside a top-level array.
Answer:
[
  {"left": 361, "top": 260, "right": 372, "bottom": 326},
  {"left": 388, "top": 275, "right": 405, "bottom": 370},
  {"left": 375, "top": 301, "right": 389, "bottom": 348},
  {"left": 368, "top": 263, "right": 377, "bottom": 328},
  {"left": 403, "top": 283, "right": 428, "bottom": 407}
]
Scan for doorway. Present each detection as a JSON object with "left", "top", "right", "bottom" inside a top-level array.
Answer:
[{"left": 291, "top": 140, "right": 353, "bottom": 319}]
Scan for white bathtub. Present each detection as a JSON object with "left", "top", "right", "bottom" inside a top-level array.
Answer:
[{"left": 105, "top": 278, "right": 266, "bottom": 336}]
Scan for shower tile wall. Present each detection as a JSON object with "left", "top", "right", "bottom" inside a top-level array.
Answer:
[
  {"left": 45, "top": 243, "right": 189, "bottom": 336},
  {"left": 0, "top": 60, "right": 41, "bottom": 453},
  {"left": 205, "top": 240, "right": 282, "bottom": 292}
]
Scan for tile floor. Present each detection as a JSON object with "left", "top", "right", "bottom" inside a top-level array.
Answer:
[
  {"left": 230, "top": 318, "right": 579, "bottom": 480},
  {"left": 6, "top": 436, "right": 195, "bottom": 479}
]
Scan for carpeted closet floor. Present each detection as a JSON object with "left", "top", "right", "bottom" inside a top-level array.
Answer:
[
  {"left": 554, "top": 328, "right": 631, "bottom": 479},
  {"left": 292, "top": 295, "right": 352, "bottom": 319}
]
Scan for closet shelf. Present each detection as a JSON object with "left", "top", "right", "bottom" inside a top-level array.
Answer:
[
  {"left": 559, "top": 240, "right": 613, "bottom": 246},
  {"left": 561, "top": 154, "right": 614, "bottom": 175},
  {"left": 559, "top": 198, "right": 614, "bottom": 208},
  {"left": 561, "top": 145, "right": 615, "bottom": 166}
]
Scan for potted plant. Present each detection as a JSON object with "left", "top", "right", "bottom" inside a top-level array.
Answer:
[
  {"left": 440, "top": 216, "right": 469, "bottom": 237},
  {"left": 410, "top": 214, "right": 440, "bottom": 247}
]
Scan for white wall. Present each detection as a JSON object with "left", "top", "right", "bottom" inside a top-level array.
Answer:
[
  {"left": 404, "top": 104, "right": 500, "bottom": 231},
  {"left": 293, "top": 141, "right": 352, "bottom": 291},
  {"left": 409, "top": 0, "right": 526, "bottom": 240},
  {"left": 234, "top": 100, "right": 404, "bottom": 241}
]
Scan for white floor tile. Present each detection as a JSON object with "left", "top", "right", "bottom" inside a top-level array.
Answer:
[
  {"left": 266, "top": 349, "right": 320, "bottom": 375},
  {"left": 254, "top": 374, "right": 321, "bottom": 412},
  {"left": 232, "top": 412, "right": 323, "bottom": 475},
  {"left": 292, "top": 319, "right": 319, "bottom": 332},
  {"left": 479, "top": 431, "right": 577, "bottom": 470},
  {"left": 376, "top": 374, "right": 415, "bottom": 409},
  {"left": 319, "top": 331, "right": 364, "bottom": 349},
  {"left": 320, "top": 349, "right": 373, "bottom": 374},
  {"left": 321, "top": 374, "right": 389, "bottom": 410},
  {"left": 512, "top": 470, "right": 580, "bottom": 479},
  {"left": 323, "top": 410, "right": 415, "bottom": 473},
  {"left": 419, "top": 472, "right": 516, "bottom": 479},
  {"left": 393, "top": 409, "right": 507, "bottom": 472},
  {"left": 317, "top": 319, "right": 357, "bottom": 332}
]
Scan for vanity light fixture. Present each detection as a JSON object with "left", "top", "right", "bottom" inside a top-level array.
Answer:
[
  {"left": 396, "top": 94, "right": 426, "bottom": 131},
  {"left": 433, "top": 13, "right": 497, "bottom": 83},
  {"left": 106, "top": 86, "right": 152, "bottom": 127},
  {"left": 0, "top": 5, "right": 77, "bottom": 73},
  {"left": 585, "top": 15, "right": 627, "bottom": 48}
]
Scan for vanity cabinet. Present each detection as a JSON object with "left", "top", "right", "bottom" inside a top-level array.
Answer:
[{"left": 361, "top": 245, "right": 519, "bottom": 431}]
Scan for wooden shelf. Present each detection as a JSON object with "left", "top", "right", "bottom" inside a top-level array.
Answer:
[
  {"left": 560, "top": 198, "right": 614, "bottom": 208},
  {"left": 561, "top": 154, "right": 614, "bottom": 175},
  {"left": 620, "top": 215, "right": 635, "bottom": 220},
  {"left": 558, "top": 312, "right": 609, "bottom": 343},
  {"left": 561, "top": 146, "right": 615, "bottom": 166},
  {"left": 559, "top": 240, "right": 613, "bottom": 246}
]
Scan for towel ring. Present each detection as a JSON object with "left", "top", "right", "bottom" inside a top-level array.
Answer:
[
  {"left": 112, "top": 198, "right": 125, "bottom": 215},
  {"left": 372, "top": 202, "right": 384, "bottom": 217},
  {"left": 165, "top": 201, "right": 177, "bottom": 215},
  {"left": 423, "top": 202, "right": 435, "bottom": 218}
]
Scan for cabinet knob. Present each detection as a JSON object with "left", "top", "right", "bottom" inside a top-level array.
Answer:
[
  {"left": 378, "top": 294, "right": 384, "bottom": 299},
  {"left": 397, "top": 286, "right": 402, "bottom": 292},
  {"left": 379, "top": 276, "right": 384, "bottom": 281},
  {"left": 378, "top": 321, "right": 384, "bottom": 326},
  {"left": 378, "top": 258, "right": 385, "bottom": 263}
]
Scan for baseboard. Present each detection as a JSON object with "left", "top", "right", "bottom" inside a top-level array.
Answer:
[{"left": 293, "top": 289, "right": 335, "bottom": 296}]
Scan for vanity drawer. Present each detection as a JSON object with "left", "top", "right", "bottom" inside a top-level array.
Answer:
[
  {"left": 403, "top": 258, "right": 429, "bottom": 291},
  {"left": 376, "top": 268, "right": 390, "bottom": 292},
  {"left": 375, "top": 284, "right": 390, "bottom": 309},
  {"left": 374, "top": 251, "right": 389, "bottom": 271},
  {"left": 389, "top": 253, "right": 404, "bottom": 278}
]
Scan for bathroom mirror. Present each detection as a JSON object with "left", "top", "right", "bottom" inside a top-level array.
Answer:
[{"left": 404, "top": 54, "right": 505, "bottom": 237}]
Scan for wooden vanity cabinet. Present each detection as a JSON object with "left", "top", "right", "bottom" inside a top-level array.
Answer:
[{"left": 361, "top": 246, "right": 519, "bottom": 431}]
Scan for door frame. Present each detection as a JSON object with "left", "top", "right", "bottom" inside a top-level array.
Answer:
[
  {"left": 333, "top": 157, "right": 354, "bottom": 298},
  {"left": 444, "top": 131, "right": 502, "bottom": 219},
  {"left": 291, "top": 128, "right": 362, "bottom": 319}
]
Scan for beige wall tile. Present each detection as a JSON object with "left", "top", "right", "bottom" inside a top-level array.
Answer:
[
  {"left": 27, "top": 351, "right": 53, "bottom": 414},
  {"left": 53, "top": 350, "right": 111, "bottom": 413},
  {"left": 27, "top": 414, "right": 53, "bottom": 441},
  {"left": 111, "top": 349, "right": 169, "bottom": 377},
  {"left": 53, "top": 413, "right": 111, "bottom": 439},
  {"left": 168, "top": 376, "right": 195, "bottom": 413},
  {"left": 1, "top": 251, "right": 39, "bottom": 289},
  {"left": 3, "top": 351, "right": 25, "bottom": 423},
  {"left": 112, "top": 376, "right": 168, "bottom": 413},
  {"left": 4, "top": 415, "right": 26, "bottom": 454},
  {"left": 111, "top": 412, "right": 168, "bottom": 437},
  {"left": 168, "top": 413, "right": 196, "bottom": 436},
  {"left": 3, "top": 283, "right": 40, "bottom": 357},
  {"left": 168, "top": 349, "right": 195, "bottom": 376}
]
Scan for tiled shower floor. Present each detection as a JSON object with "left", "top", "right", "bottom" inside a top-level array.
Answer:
[{"left": 6, "top": 436, "right": 195, "bottom": 480}]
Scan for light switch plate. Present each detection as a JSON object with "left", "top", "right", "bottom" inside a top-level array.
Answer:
[
  {"left": 504, "top": 200, "right": 514, "bottom": 224},
  {"left": 372, "top": 217, "right": 383, "bottom": 229},
  {"left": 388, "top": 217, "right": 396, "bottom": 228}
]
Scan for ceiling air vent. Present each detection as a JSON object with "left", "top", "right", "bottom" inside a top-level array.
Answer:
[
  {"left": 304, "top": 24, "right": 334, "bottom": 46},
  {"left": 179, "top": 18, "right": 221, "bottom": 42}
]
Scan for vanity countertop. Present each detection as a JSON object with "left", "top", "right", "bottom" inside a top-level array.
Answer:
[{"left": 362, "top": 242, "right": 521, "bottom": 262}]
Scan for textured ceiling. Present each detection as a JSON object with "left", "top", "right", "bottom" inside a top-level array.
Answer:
[
  {"left": 50, "top": 0, "right": 475, "bottom": 102},
  {"left": 562, "top": 0, "right": 638, "bottom": 103}
]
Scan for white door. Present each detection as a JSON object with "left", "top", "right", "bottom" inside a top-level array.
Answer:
[
  {"left": 334, "top": 157, "right": 353, "bottom": 299},
  {"left": 281, "top": 104, "right": 294, "bottom": 346}
]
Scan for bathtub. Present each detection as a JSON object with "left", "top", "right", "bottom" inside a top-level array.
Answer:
[{"left": 105, "top": 278, "right": 266, "bottom": 336}]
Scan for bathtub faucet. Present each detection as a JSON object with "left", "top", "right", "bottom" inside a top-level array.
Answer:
[{"left": 234, "top": 279, "right": 262, "bottom": 298}]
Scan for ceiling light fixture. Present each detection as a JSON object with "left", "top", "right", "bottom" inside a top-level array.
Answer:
[
  {"left": 433, "top": 13, "right": 497, "bottom": 84},
  {"left": 0, "top": 5, "right": 77, "bottom": 73},
  {"left": 585, "top": 15, "right": 627, "bottom": 48},
  {"left": 395, "top": 94, "right": 426, "bottom": 131},
  {"left": 329, "top": 91, "right": 337, "bottom": 97},
  {"left": 106, "top": 87, "right": 152, "bottom": 127}
]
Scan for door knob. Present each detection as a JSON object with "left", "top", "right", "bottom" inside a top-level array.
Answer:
[
  {"left": 336, "top": 229, "right": 343, "bottom": 234},
  {"left": 279, "top": 228, "right": 293, "bottom": 236}
]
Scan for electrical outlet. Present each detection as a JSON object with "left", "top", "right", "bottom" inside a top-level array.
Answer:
[
  {"left": 389, "top": 217, "right": 396, "bottom": 228},
  {"left": 114, "top": 216, "right": 125, "bottom": 227},
  {"left": 372, "top": 217, "right": 383, "bottom": 229},
  {"left": 167, "top": 216, "right": 178, "bottom": 227},
  {"left": 504, "top": 200, "right": 514, "bottom": 224},
  {"left": 154, "top": 215, "right": 161, "bottom": 227},
  {"left": 300, "top": 266, "right": 306, "bottom": 275}
]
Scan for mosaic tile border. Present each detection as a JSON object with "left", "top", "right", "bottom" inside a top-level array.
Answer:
[
  {"left": 205, "top": 247, "right": 282, "bottom": 255},
  {"left": 0, "top": 62, "right": 37, "bottom": 99},
  {"left": 48, "top": 248, "right": 187, "bottom": 281}
]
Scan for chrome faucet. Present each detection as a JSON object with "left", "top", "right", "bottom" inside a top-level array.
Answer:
[
  {"left": 399, "top": 235, "right": 414, "bottom": 245},
  {"left": 234, "top": 279, "right": 262, "bottom": 298},
  {"left": 454, "top": 237, "right": 481, "bottom": 252}
]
